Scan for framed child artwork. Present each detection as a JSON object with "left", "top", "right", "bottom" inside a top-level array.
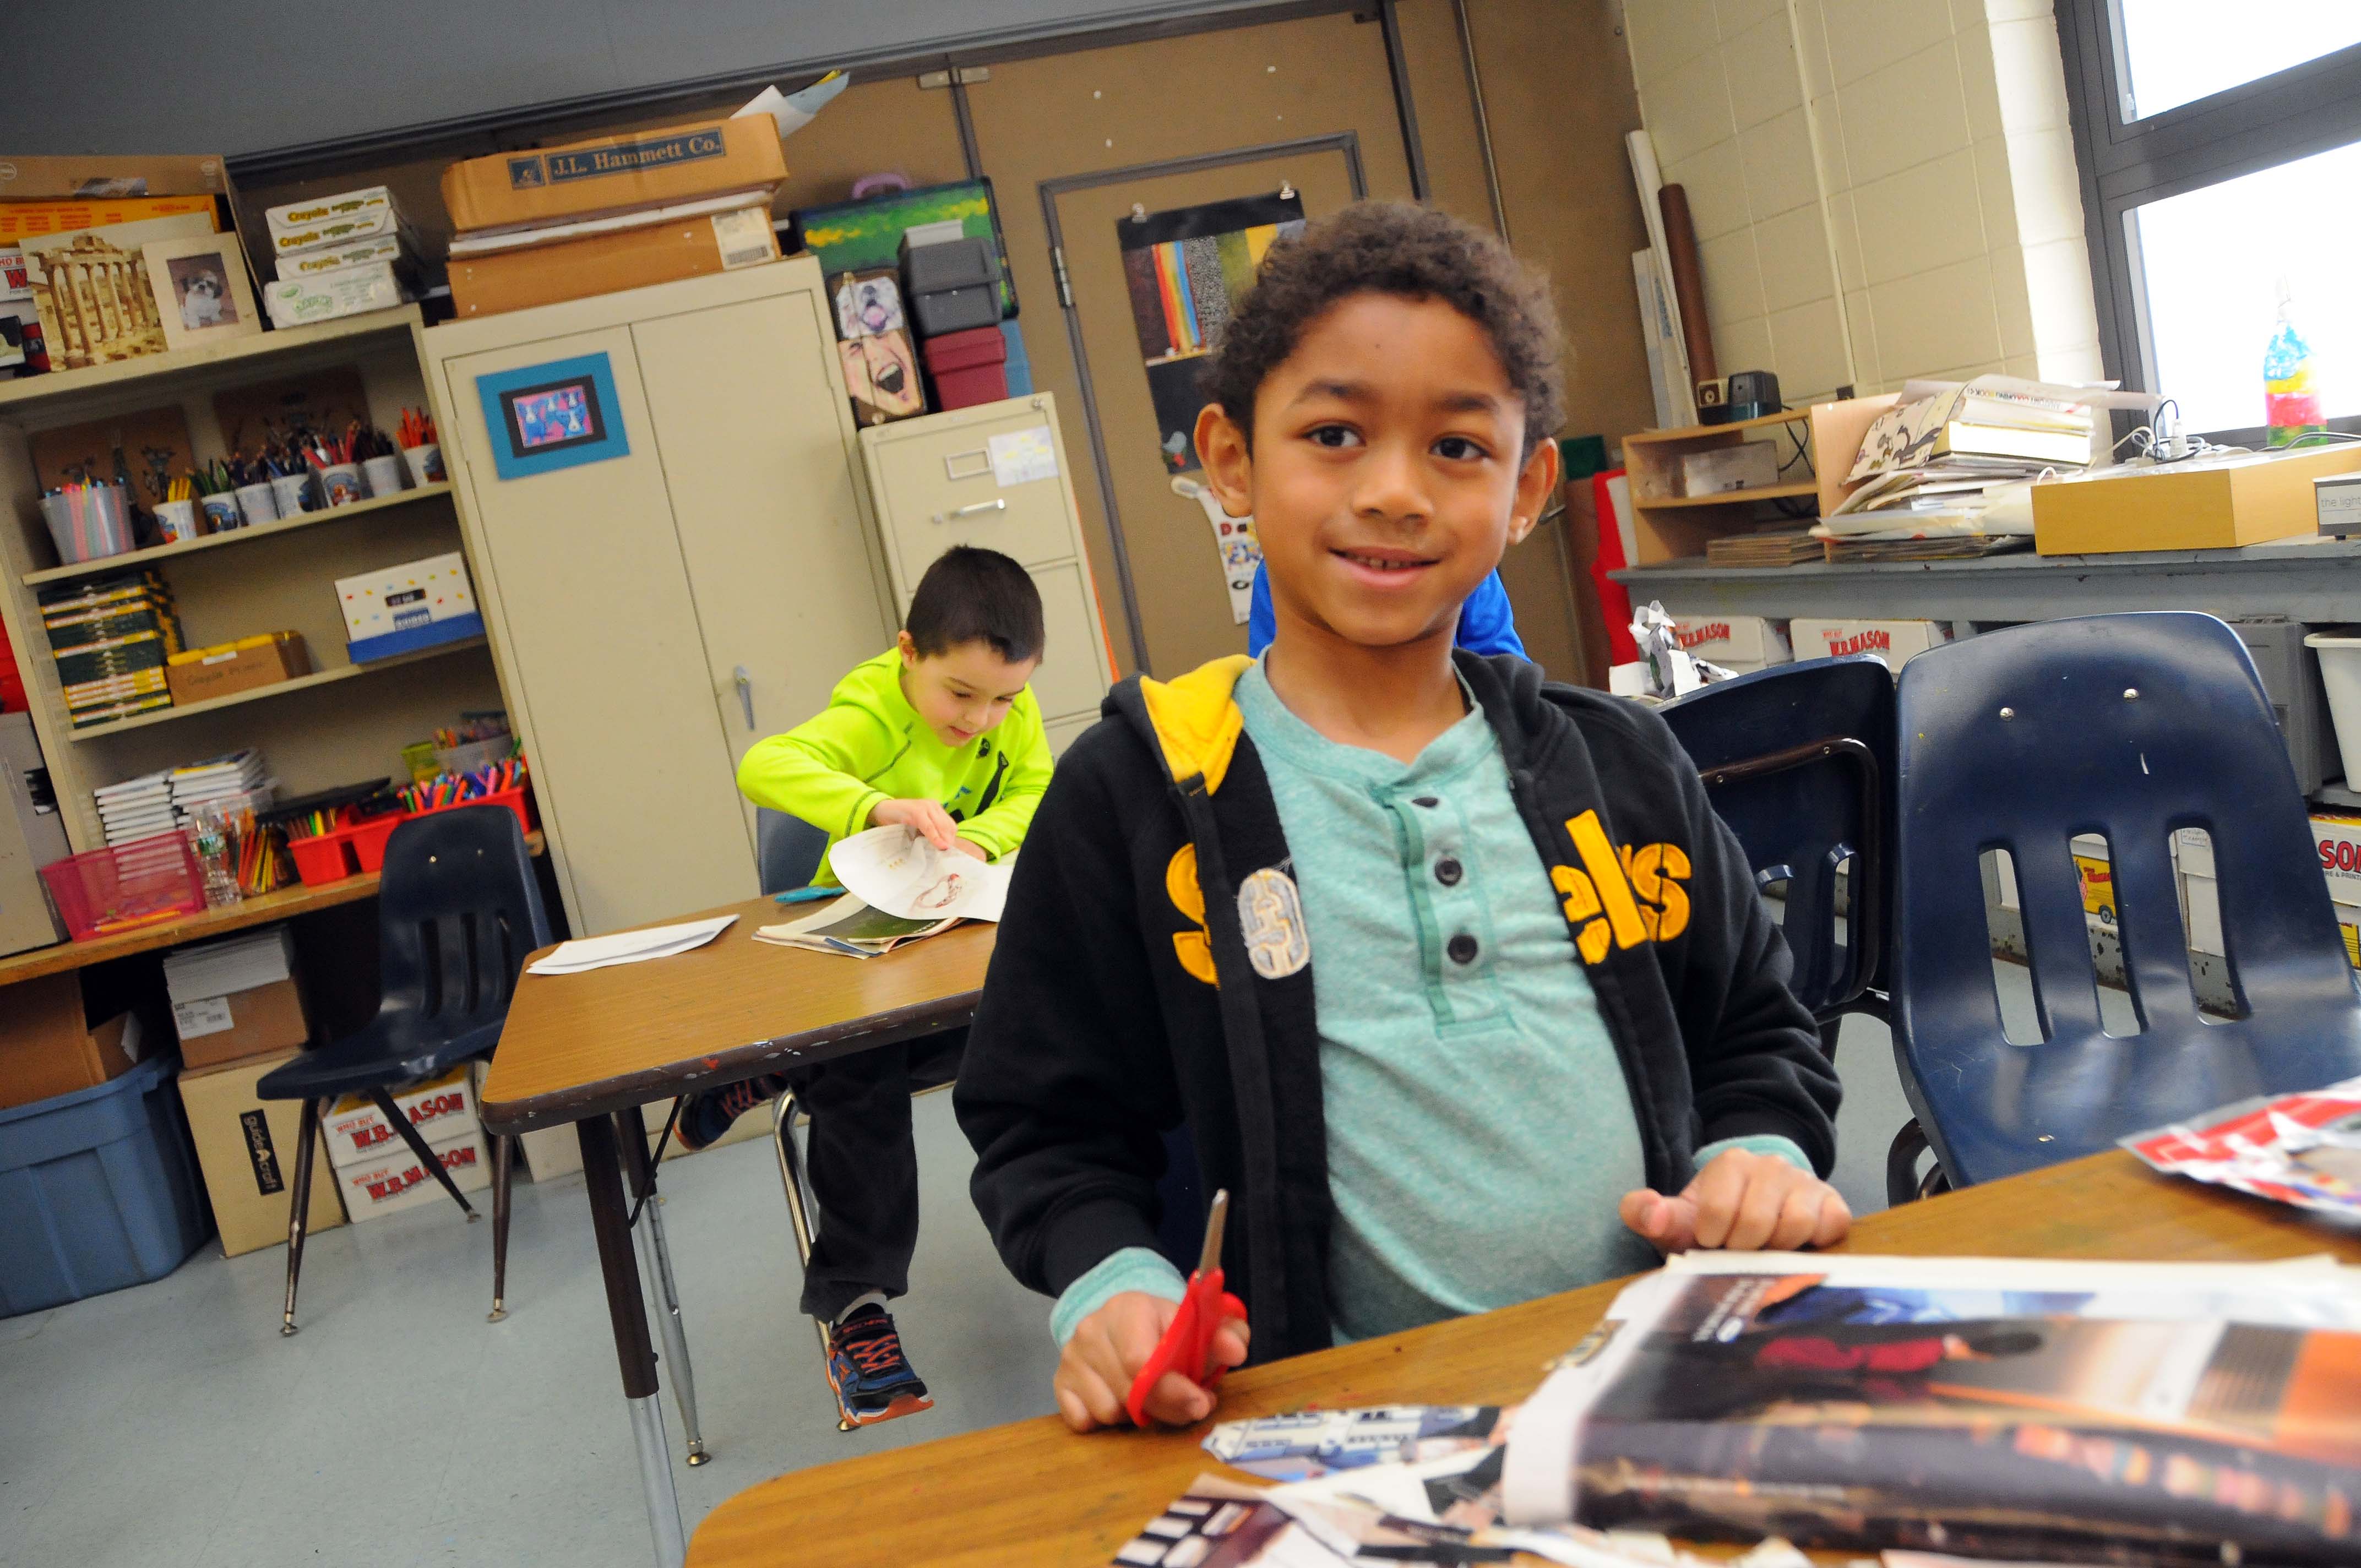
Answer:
[{"left": 141, "top": 234, "right": 263, "bottom": 351}]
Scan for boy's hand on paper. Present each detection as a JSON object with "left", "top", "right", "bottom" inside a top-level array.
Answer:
[
  {"left": 1055, "top": 1291, "right": 1249, "bottom": 1434},
  {"left": 953, "top": 837, "right": 988, "bottom": 862},
  {"left": 1619, "top": 1148, "right": 1851, "bottom": 1255},
  {"left": 869, "top": 797, "right": 961, "bottom": 852}
]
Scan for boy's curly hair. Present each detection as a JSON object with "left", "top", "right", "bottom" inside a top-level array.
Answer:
[{"left": 1201, "top": 201, "right": 1565, "bottom": 454}]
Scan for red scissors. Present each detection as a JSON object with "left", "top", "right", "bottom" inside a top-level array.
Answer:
[{"left": 1126, "top": 1188, "right": 1248, "bottom": 1428}]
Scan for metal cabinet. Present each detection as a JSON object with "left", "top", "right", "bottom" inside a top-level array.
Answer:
[
  {"left": 858, "top": 395, "right": 1116, "bottom": 751},
  {"left": 426, "top": 260, "right": 894, "bottom": 934}
]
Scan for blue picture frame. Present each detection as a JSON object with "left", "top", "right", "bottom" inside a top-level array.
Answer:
[{"left": 475, "top": 351, "right": 630, "bottom": 481}]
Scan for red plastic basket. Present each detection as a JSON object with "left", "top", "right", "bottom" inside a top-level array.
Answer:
[
  {"left": 346, "top": 814, "right": 403, "bottom": 873},
  {"left": 39, "top": 832, "right": 208, "bottom": 940},
  {"left": 410, "top": 785, "right": 536, "bottom": 837},
  {"left": 287, "top": 830, "right": 361, "bottom": 887}
]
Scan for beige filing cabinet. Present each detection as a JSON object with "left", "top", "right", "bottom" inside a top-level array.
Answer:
[
  {"left": 423, "top": 259, "right": 895, "bottom": 934},
  {"left": 858, "top": 394, "right": 1116, "bottom": 755}
]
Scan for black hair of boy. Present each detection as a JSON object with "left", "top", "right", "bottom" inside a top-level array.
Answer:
[
  {"left": 905, "top": 545, "right": 1046, "bottom": 664},
  {"left": 1201, "top": 200, "right": 1566, "bottom": 456}
]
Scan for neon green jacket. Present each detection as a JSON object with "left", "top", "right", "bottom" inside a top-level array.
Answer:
[{"left": 735, "top": 647, "right": 1052, "bottom": 885}]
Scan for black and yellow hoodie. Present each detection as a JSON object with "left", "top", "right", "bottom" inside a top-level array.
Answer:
[{"left": 953, "top": 650, "right": 1838, "bottom": 1364}]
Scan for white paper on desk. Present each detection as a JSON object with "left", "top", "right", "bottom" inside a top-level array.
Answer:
[
  {"left": 526, "top": 914, "right": 737, "bottom": 975},
  {"left": 826, "top": 825, "right": 1012, "bottom": 922}
]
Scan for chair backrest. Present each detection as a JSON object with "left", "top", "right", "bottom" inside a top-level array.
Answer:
[
  {"left": 756, "top": 808, "right": 830, "bottom": 896},
  {"left": 375, "top": 806, "right": 554, "bottom": 1048},
  {"left": 1891, "top": 612, "right": 2361, "bottom": 1187},
  {"left": 1660, "top": 656, "right": 1896, "bottom": 1018}
]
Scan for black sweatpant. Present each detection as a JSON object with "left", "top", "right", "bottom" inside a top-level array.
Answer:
[{"left": 790, "top": 1027, "right": 964, "bottom": 1322}]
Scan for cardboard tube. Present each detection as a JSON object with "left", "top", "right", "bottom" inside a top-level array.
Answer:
[{"left": 1658, "top": 184, "right": 1716, "bottom": 391}]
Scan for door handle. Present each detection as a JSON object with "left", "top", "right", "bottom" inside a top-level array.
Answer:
[
  {"left": 931, "top": 498, "right": 1007, "bottom": 525},
  {"left": 733, "top": 666, "right": 755, "bottom": 731}
]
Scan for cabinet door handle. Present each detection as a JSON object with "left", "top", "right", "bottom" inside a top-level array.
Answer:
[
  {"left": 932, "top": 498, "right": 1006, "bottom": 525},
  {"left": 733, "top": 666, "right": 755, "bottom": 731}
]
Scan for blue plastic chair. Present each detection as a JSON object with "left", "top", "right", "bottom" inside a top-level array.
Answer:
[
  {"left": 757, "top": 807, "right": 828, "bottom": 897},
  {"left": 1887, "top": 612, "right": 2361, "bottom": 1199},
  {"left": 1660, "top": 656, "right": 1896, "bottom": 1050},
  {"left": 258, "top": 805, "right": 552, "bottom": 1334}
]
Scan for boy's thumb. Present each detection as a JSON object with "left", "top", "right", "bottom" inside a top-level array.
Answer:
[{"left": 1619, "top": 1188, "right": 1699, "bottom": 1254}]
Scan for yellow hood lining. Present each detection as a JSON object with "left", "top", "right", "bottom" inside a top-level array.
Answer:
[{"left": 1137, "top": 655, "right": 1253, "bottom": 794}]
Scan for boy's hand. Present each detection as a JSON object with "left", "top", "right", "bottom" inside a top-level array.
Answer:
[
  {"left": 869, "top": 797, "right": 960, "bottom": 851},
  {"left": 1619, "top": 1148, "right": 1851, "bottom": 1255},
  {"left": 1055, "top": 1291, "right": 1249, "bottom": 1433},
  {"left": 953, "top": 837, "right": 988, "bottom": 862}
]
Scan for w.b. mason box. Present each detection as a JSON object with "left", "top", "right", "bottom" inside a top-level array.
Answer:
[{"left": 442, "top": 117, "right": 787, "bottom": 236}]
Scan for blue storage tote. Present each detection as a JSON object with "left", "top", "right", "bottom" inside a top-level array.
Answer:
[{"left": 0, "top": 1054, "right": 210, "bottom": 1315}]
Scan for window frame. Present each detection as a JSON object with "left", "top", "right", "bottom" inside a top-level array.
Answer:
[{"left": 2058, "top": 1, "right": 2361, "bottom": 440}]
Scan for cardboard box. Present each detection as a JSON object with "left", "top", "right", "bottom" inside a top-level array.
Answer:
[
  {"left": 2032, "top": 444, "right": 2361, "bottom": 554},
  {"left": 171, "top": 976, "right": 311, "bottom": 1073},
  {"left": 164, "top": 631, "right": 309, "bottom": 706},
  {"left": 1788, "top": 617, "right": 1953, "bottom": 673},
  {"left": 447, "top": 205, "right": 777, "bottom": 319},
  {"left": 0, "top": 972, "right": 149, "bottom": 1110},
  {"left": 1665, "top": 613, "right": 1791, "bottom": 667},
  {"left": 1678, "top": 441, "right": 1780, "bottom": 497},
  {"left": 0, "top": 156, "right": 230, "bottom": 202},
  {"left": 334, "top": 553, "right": 476, "bottom": 643},
  {"left": 442, "top": 117, "right": 787, "bottom": 236},
  {"left": 275, "top": 235, "right": 410, "bottom": 280},
  {"left": 262, "top": 260, "right": 406, "bottom": 328},
  {"left": 1995, "top": 834, "right": 2114, "bottom": 925},
  {"left": 2314, "top": 813, "right": 2361, "bottom": 904},
  {"left": 322, "top": 1063, "right": 479, "bottom": 1168},
  {"left": 0, "top": 194, "right": 219, "bottom": 241},
  {"left": 177, "top": 1052, "right": 347, "bottom": 1257},
  {"left": 339, "top": 1125, "right": 492, "bottom": 1222}
]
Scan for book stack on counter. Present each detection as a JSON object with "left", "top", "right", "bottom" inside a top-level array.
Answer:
[
  {"left": 90, "top": 770, "right": 176, "bottom": 846},
  {"left": 1816, "top": 375, "right": 2098, "bottom": 562},
  {"left": 39, "top": 569, "right": 184, "bottom": 728},
  {"left": 90, "top": 749, "right": 273, "bottom": 848}
]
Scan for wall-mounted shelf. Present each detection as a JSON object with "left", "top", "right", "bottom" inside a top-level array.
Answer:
[
  {"left": 1631, "top": 480, "right": 1818, "bottom": 510},
  {"left": 66, "top": 637, "right": 487, "bottom": 742},
  {"left": 23, "top": 483, "right": 454, "bottom": 586}
]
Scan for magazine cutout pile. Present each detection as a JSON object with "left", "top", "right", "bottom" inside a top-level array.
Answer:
[{"left": 2123, "top": 1074, "right": 2361, "bottom": 1219}]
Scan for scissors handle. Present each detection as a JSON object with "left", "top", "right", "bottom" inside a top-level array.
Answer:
[{"left": 1124, "top": 1269, "right": 1247, "bottom": 1428}]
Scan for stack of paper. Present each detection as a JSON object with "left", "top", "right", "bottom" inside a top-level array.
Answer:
[
  {"left": 91, "top": 769, "right": 176, "bottom": 846},
  {"left": 171, "top": 749, "right": 272, "bottom": 815},
  {"left": 163, "top": 925, "right": 293, "bottom": 1003},
  {"left": 1705, "top": 529, "right": 1822, "bottom": 567},
  {"left": 525, "top": 914, "right": 737, "bottom": 976},
  {"left": 1821, "top": 375, "right": 2096, "bottom": 552},
  {"left": 754, "top": 826, "right": 1013, "bottom": 958}
]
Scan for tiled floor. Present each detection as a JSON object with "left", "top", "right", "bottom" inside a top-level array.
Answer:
[{"left": 4, "top": 1008, "right": 1927, "bottom": 1567}]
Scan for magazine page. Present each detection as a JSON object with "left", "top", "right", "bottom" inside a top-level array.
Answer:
[
  {"left": 1505, "top": 1256, "right": 2361, "bottom": 1564},
  {"left": 2124, "top": 1076, "right": 2361, "bottom": 1219},
  {"left": 827, "top": 823, "right": 1013, "bottom": 922},
  {"left": 753, "top": 892, "right": 951, "bottom": 957}
]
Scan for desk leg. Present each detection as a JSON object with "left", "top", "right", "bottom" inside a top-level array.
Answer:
[
  {"left": 619, "top": 1104, "right": 709, "bottom": 1467},
  {"left": 579, "top": 1115, "right": 687, "bottom": 1568}
]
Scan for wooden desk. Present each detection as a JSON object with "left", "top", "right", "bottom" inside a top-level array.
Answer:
[
  {"left": 477, "top": 896, "right": 996, "bottom": 1568},
  {"left": 0, "top": 829, "right": 545, "bottom": 988},
  {"left": 687, "top": 1151, "right": 2361, "bottom": 1568}
]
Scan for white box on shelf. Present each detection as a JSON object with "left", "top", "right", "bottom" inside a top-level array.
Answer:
[
  {"left": 263, "top": 260, "right": 407, "bottom": 328},
  {"left": 1789, "top": 617, "right": 1952, "bottom": 673},
  {"left": 333, "top": 552, "right": 476, "bottom": 643},
  {"left": 1665, "top": 613, "right": 1791, "bottom": 667},
  {"left": 320, "top": 1063, "right": 480, "bottom": 1169},
  {"left": 338, "top": 1126, "right": 492, "bottom": 1222},
  {"left": 1677, "top": 440, "right": 1780, "bottom": 497}
]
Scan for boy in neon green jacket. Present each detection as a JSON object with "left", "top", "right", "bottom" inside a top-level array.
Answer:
[{"left": 685, "top": 545, "right": 1051, "bottom": 1427}]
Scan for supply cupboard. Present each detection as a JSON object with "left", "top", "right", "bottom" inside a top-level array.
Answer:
[{"left": 424, "top": 259, "right": 895, "bottom": 934}]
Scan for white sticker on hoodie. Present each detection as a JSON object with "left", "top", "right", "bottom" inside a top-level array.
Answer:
[{"left": 1237, "top": 866, "right": 1310, "bottom": 979}]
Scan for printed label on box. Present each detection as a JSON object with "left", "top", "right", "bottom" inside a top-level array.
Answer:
[
  {"left": 529, "top": 129, "right": 727, "bottom": 188},
  {"left": 173, "top": 995, "right": 234, "bottom": 1038},
  {"left": 711, "top": 208, "right": 775, "bottom": 270},
  {"left": 238, "top": 1108, "right": 284, "bottom": 1195},
  {"left": 2316, "top": 814, "right": 2361, "bottom": 902}
]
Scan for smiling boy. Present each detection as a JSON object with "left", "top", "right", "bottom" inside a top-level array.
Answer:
[{"left": 955, "top": 203, "right": 1846, "bottom": 1433}]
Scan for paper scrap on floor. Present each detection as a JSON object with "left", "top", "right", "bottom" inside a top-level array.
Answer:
[
  {"left": 827, "top": 823, "right": 1013, "bottom": 922},
  {"left": 526, "top": 914, "right": 737, "bottom": 974}
]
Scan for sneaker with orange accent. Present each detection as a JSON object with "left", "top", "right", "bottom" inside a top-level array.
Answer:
[
  {"left": 825, "top": 1304, "right": 933, "bottom": 1427},
  {"left": 677, "top": 1075, "right": 780, "bottom": 1152}
]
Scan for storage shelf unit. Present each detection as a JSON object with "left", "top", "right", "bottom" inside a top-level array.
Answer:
[
  {"left": 1633, "top": 479, "right": 1819, "bottom": 510},
  {"left": 21, "top": 483, "right": 454, "bottom": 587},
  {"left": 64, "top": 637, "right": 487, "bottom": 741},
  {"left": 0, "top": 307, "right": 510, "bottom": 853},
  {"left": 1622, "top": 407, "right": 1816, "bottom": 564}
]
